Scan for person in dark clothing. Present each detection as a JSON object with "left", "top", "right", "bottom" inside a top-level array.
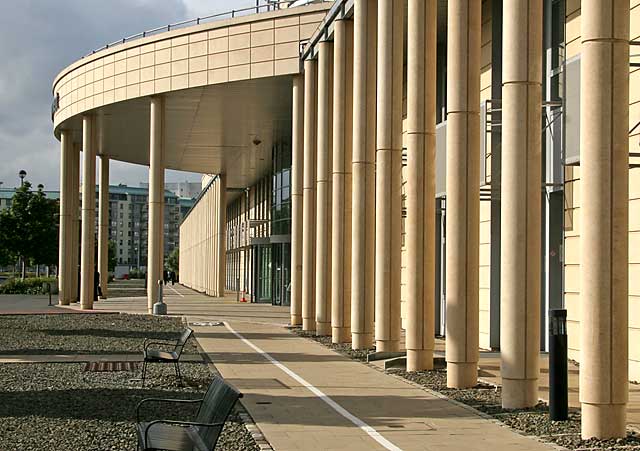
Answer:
[
  {"left": 94, "top": 269, "right": 102, "bottom": 301},
  {"left": 170, "top": 271, "right": 176, "bottom": 285},
  {"left": 163, "top": 270, "right": 168, "bottom": 285}
]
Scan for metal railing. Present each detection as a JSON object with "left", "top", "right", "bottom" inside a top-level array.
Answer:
[{"left": 83, "top": 0, "right": 327, "bottom": 59}]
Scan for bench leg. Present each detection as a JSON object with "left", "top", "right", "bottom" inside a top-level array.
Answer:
[
  {"left": 174, "top": 361, "right": 183, "bottom": 386},
  {"left": 141, "top": 361, "right": 148, "bottom": 387}
]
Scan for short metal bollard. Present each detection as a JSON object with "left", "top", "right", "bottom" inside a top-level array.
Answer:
[
  {"left": 153, "top": 280, "right": 167, "bottom": 315},
  {"left": 42, "top": 282, "right": 52, "bottom": 306},
  {"left": 549, "top": 308, "right": 568, "bottom": 421}
]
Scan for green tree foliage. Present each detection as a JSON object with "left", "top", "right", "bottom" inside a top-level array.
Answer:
[
  {"left": 0, "top": 182, "right": 59, "bottom": 274},
  {"left": 108, "top": 241, "right": 117, "bottom": 272},
  {"left": 166, "top": 248, "right": 179, "bottom": 274}
]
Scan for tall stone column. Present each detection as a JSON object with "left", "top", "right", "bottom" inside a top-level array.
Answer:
[
  {"left": 302, "top": 58, "right": 318, "bottom": 331},
  {"left": 374, "top": 0, "right": 403, "bottom": 353},
  {"left": 580, "top": 0, "right": 629, "bottom": 439},
  {"left": 147, "top": 96, "right": 165, "bottom": 312},
  {"left": 215, "top": 174, "right": 227, "bottom": 297},
  {"left": 445, "top": 0, "right": 481, "bottom": 388},
  {"left": 351, "top": 0, "right": 377, "bottom": 350},
  {"left": 315, "top": 41, "right": 334, "bottom": 336},
  {"left": 80, "top": 115, "right": 96, "bottom": 310},
  {"left": 58, "top": 130, "right": 73, "bottom": 305},
  {"left": 291, "top": 74, "right": 305, "bottom": 326},
  {"left": 97, "top": 155, "right": 110, "bottom": 299},
  {"left": 70, "top": 143, "right": 80, "bottom": 303},
  {"left": 500, "top": 0, "right": 542, "bottom": 409},
  {"left": 406, "top": 0, "right": 437, "bottom": 371},
  {"left": 331, "top": 18, "right": 354, "bottom": 344}
]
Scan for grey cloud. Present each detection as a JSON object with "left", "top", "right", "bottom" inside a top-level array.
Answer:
[{"left": 0, "top": 0, "right": 255, "bottom": 191}]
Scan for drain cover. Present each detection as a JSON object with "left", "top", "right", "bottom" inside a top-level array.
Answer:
[
  {"left": 190, "top": 321, "right": 223, "bottom": 327},
  {"left": 84, "top": 362, "right": 140, "bottom": 372}
]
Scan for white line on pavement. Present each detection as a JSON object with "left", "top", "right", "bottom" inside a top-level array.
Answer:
[
  {"left": 223, "top": 321, "right": 403, "bottom": 451},
  {"left": 167, "top": 285, "right": 185, "bottom": 297}
]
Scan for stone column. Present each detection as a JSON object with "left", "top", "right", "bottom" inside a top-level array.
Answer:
[
  {"left": 351, "top": 0, "right": 377, "bottom": 350},
  {"left": 302, "top": 58, "right": 318, "bottom": 331},
  {"left": 291, "top": 74, "right": 305, "bottom": 326},
  {"left": 80, "top": 115, "right": 96, "bottom": 310},
  {"left": 374, "top": 0, "right": 403, "bottom": 353},
  {"left": 70, "top": 143, "right": 80, "bottom": 303},
  {"left": 580, "top": 0, "right": 629, "bottom": 439},
  {"left": 315, "top": 41, "right": 334, "bottom": 336},
  {"left": 216, "top": 174, "right": 227, "bottom": 297},
  {"left": 331, "top": 18, "right": 354, "bottom": 344},
  {"left": 406, "top": 0, "right": 437, "bottom": 371},
  {"left": 97, "top": 155, "right": 110, "bottom": 299},
  {"left": 445, "top": 0, "right": 481, "bottom": 388},
  {"left": 147, "top": 96, "right": 165, "bottom": 312},
  {"left": 58, "top": 130, "right": 72, "bottom": 305},
  {"left": 500, "top": 0, "right": 542, "bottom": 409}
]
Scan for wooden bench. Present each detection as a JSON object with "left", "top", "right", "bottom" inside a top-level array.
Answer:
[{"left": 135, "top": 376, "right": 243, "bottom": 451}]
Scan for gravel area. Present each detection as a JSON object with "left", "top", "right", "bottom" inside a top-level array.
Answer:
[
  {"left": 294, "top": 331, "right": 640, "bottom": 451},
  {"left": 0, "top": 313, "right": 199, "bottom": 355},
  {"left": 0, "top": 362, "right": 259, "bottom": 451},
  {"left": 292, "top": 328, "right": 374, "bottom": 361}
]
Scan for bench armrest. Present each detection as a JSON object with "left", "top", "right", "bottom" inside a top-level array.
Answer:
[
  {"left": 144, "top": 419, "right": 225, "bottom": 446},
  {"left": 136, "top": 398, "right": 203, "bottom": 422},
  {"left": 143, "top": 339, "right": 178, "bottom": 352}
]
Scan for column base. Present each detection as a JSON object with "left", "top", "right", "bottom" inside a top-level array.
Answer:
[
  {"left": 502, "top": 378, "right": 538, "bottom": 409},
  {"left": 332, "top": 327, "right": 351, "bottom": 344},
  {"left": 58, "top": 299, "right": 70, "bottom": 306},
  {"left": 376, "top": 340, "right": 400, "bottom": 353},
  {"left": 290, "top": 314, "right": 302, "bottom": 326},
  {"left": 302, "top": 318, "right": 316, "bottom": 332},
  {"left": 316, "top": 322, "right": 331, "bottom": 336},
  {"left": 80, "top": 303, "right": 93, "bottom": 311},
  {"left": 352, "top": 332, "right": 373, "bottom": 350},
  {"left": 407, "top": 349, "right": 434, "bottom": 372},
  {"left": 446, "top": 361, "right": 477, "bottom": 388},
  {"left": 581, "top": 403, "right": 626, "bottom": 439}
]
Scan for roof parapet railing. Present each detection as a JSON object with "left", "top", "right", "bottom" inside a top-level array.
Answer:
[{"left": 83, "top": 0, "right": 330, "bottom": 59}]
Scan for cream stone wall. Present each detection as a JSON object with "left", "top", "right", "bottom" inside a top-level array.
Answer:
[
  {"left": 52, "top": 4, "right": 330, "bottom": 131},
  {"left": 563, "top": 0, "right": 640, "bottom": 381},
  {"left": 180, "top": 175, "right": 226, "bottom": 296},
  {"left": 478, "top": 0, "right": 493, "bottom": 351}
]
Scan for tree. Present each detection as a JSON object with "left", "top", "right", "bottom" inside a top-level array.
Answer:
[
  {"left": 108, "top": 241, "right": 117, "bottom": 272},
  {"left": 166, "top": 248, "right": 179, "bottom": 274},
  {"left": 1, "top": 182, "right": 59, "bottom": 278}
]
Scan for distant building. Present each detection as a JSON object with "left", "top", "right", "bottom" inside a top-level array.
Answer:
[
  {"left": 1, "top": 185, "right": 194, "bottom": 274},
  {"left": 140, "top": 181, "right": 201, "bottom": 200}
]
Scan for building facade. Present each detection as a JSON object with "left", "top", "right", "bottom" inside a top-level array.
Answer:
[{"left": 51, "top": 0, "right": 638, "bottom": 440}]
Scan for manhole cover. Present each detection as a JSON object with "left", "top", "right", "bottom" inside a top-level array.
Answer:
[
  {"left": 190, "top": 321, "right": 223, "bottom": 327},
  {"left": 84, "top": 362, "right": 140, "bottom": 372}
]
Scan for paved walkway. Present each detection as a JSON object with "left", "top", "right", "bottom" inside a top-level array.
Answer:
[{"left": 55, "top": 284, "right": 554, "bottom": 451}]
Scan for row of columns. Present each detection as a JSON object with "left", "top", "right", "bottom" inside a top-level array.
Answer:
[
  {"left": 178, "top": 174, "right": 227, "bottom": 298},
  {"left": 57, "top": 96, "right": 193, "bottom": 313},
  {"left": 289, "top": 0, "right": 630, "bottom": 439}
]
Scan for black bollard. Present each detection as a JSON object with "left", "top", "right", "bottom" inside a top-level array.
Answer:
[{"left": 549, "top": 308, "right": 568, "bottom": 421}]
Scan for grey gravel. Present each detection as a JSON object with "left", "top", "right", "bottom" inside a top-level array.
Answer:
[
  {"left": 291, "top": 328, "right": 373, "bottom": 361},
  {"left": 0, "top": 313, "right": 199, "bottom": 355},
  {"left": 0, "top": 362, "right": 258, "bottom": 451}
]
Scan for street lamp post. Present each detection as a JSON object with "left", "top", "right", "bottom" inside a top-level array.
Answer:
[{"left": 18, "top": 170, "right": 27, "bottom": 279}]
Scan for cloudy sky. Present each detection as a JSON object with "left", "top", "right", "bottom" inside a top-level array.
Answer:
[{"left": 0, "top": 0, "right": 259, "bottom": 191}]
